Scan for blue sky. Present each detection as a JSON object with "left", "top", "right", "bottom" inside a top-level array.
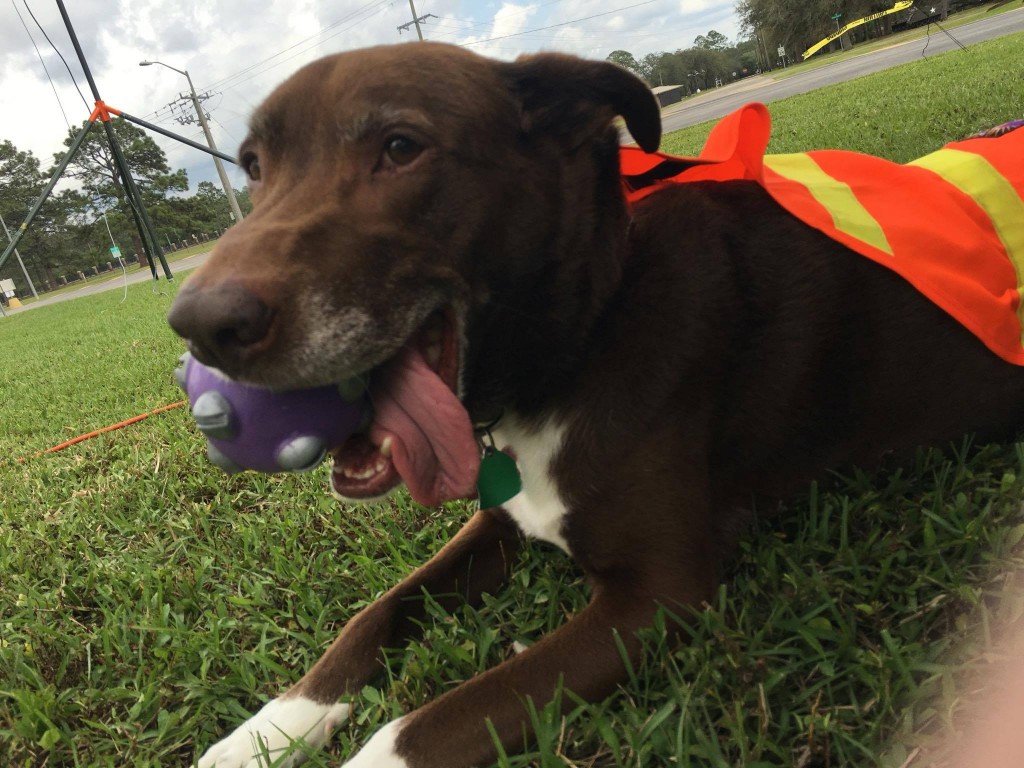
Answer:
[{"left": 0, "top": 1, "right": 740, "bottom": 193}]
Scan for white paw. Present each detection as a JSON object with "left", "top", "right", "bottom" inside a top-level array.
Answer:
[
  {"left": 341, "top": 717, "right": 409, "bottom": 768},
  {"left": 197, "top": 696, "right": 351, "bottom": 768}
]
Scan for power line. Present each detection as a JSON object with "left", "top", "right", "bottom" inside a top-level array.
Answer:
[
  {"left": 428, "top": 20, "right": 668, "bottom": 45},
  {"left": 432, "top": 0, "right": 578, "bottom": 30},
  {"left": 398, "top": 12, "right": 436, "bottom": 39},
  {"left": 159, "top": 130, "right": 215, "bottom": 166},
  {"left": 196, "top": 0, "right": 392, "bottom": 93},
  {"left": 210, "top": 116, "right": 242, "bottom": 149},
  {"left": 457, "top": 0, "right": 661, "bottom": 48},
  {"left": 213, "top": 1, "right": 661, "bottom": 93},
  {"left": 141, "top": 0, "right": 653, "bottom": 128},
  {"left": 12, "top": 0, "right": 71, "bottom": 130},
  {"left": 22, "top": 0, "right": 89, "bottom": 111},
  {"left": 210, "top": 2, "right": 395, "bottom": 96}
]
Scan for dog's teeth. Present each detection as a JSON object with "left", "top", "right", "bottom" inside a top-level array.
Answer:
[
  {"left": 380, "top": 436, "right": 393, "bottom": 458},
  {"left": 343, "top": 465, "right": 377, "bottom": 481},
  {"left": 339, "top": 452, "right": 390, "bottom": 481}
]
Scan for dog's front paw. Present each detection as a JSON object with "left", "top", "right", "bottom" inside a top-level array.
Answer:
[{"left": 197, "top": 697, "right": 351, "bottom": 768}]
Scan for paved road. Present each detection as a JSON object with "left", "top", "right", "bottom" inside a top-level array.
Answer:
[
  {"left": 3, "top": 252, "right": 206, "bottom": 315},
  {"left": 5, "top": 8, "right": 1022, "bottom": 317},
  {"left": 662, "top": 7, "right": 1024, "bottom": 133}
]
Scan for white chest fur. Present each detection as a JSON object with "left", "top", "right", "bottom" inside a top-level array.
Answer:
[{"left": 490, "top": 417, "right": 571, "bottom": 553}]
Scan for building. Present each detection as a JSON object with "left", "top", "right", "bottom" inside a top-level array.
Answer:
[{"left": 651, "top": 84, "right": 687, "bottom": 108}]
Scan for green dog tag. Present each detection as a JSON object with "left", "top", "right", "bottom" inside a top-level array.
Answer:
[{"left": 477, "top": 447, "right": 522, "bottom": 508}]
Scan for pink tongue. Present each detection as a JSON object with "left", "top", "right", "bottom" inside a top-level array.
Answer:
[{"left": 368, "top": 346, "right": 480, "bottom": 507}]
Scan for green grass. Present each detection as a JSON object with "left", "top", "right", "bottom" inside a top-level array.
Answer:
[
  {"left": 3, "top": 31, "right": 1024, "bottom": 768},
  {"left": 661, "top": 32, "right": 1024, "bottom": 161}
]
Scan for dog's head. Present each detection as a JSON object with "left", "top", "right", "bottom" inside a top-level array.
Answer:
[{"left": 168, "top": 42, "right": 659, "bottom": 506}]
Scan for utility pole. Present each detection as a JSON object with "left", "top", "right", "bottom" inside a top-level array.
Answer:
[
  {"left": 141, "top": 61, "right": 244, "bottom": 225},
  {"left": 398, "top": 0, "right": 436, "bottom": 40},
  {"left": 0, "top": 213, "right": 39, "bottom": 298},
  {"left": 756, "top": 30, "right": 772, "bottom": 71}
]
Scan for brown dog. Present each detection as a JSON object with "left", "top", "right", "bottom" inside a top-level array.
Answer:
[{"left": 168, "top": 42, "right": 1024, "bottom": 768}]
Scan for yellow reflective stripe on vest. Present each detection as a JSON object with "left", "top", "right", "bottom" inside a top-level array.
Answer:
[
  {"left": 764, "top": 153, "right": 894, "bottom": 256},
  {"left": 909, "top": 147, "right": 1024, "bottom": 299}
]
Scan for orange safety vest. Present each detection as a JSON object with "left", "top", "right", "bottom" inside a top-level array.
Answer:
[{"left": 621, "top": 103, "right": 1024, "bottom": 365}]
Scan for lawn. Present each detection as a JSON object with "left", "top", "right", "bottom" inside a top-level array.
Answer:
[{"left": 2, "top": 31, "right": 1024, "bottom": 768}]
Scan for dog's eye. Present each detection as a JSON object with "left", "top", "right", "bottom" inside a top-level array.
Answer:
[
  {"left": 242, "top": 153, "right": 261, "bottom": 181},
  {"left": 383, "top": 136, "right": 423, "bottom": 167}
]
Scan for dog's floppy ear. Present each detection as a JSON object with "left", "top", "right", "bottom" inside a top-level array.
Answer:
[{"left": 502, "top": 53, "right": 661, "bottom": 153}]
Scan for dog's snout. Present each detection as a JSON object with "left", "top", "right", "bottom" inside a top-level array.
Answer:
[{"left": 168, "top": 283, "right": 274, "bottom": 371}]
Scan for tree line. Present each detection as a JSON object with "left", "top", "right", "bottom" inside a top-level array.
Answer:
[
  {"left": 608, "top": 30, "right": 761, "bottom": 96},
  {"left": 608, "top": 0, "right": 991, "bottom": 94},
  {"left": 0, "top": 119, "right": 251, "bottom": 294}
]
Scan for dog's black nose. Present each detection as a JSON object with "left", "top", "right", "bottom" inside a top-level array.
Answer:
[{"left": 168, "top": 282, "right": 274, "bottom": 372}]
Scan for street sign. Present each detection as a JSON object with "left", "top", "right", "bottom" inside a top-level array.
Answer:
[
  {"left": 110, "top": 246, "right": 121, "bottom": 259},
  {"left": 777, "top": 45, "right": 786, "bottom": 57},
  {"left": 832, "top": 12, "right": 843, "bottom": 19}
]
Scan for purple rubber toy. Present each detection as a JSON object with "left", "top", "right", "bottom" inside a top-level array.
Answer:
[{"left": 175, "top": 352, "right": 368, "bottom": 474}]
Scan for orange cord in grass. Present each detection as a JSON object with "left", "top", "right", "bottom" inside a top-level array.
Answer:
[{"left": 17, "top": 401, "right": 187, "bottom": 462}]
